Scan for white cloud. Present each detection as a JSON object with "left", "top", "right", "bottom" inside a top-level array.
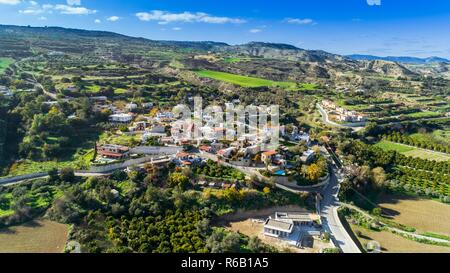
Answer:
[
  {"left": 284, "top": 18, "right": 316, "bottom": 25},
  {"left": 29, "top": 1, "right": 37, "bottom": 6},
  {"left": 19, "top": 4, "right": 51, "bottom": 15},
  {"left": 107, "top": 16, "right": 120, "bottom": 22},
  {"left": 367, "top": 0, "right": 381, "bottom": 6},
  {"left": 54, "top": 4, "right": 96, "bottom": 15},
  {"left": 136, "top": 10, "right": 246, "bottom": 24},
  {"left": 249, "top": 28, "right": 262, "bottom": 33},
  {"left": 0, "top": 0, "right": 21, "bottom": 5},
  {"left": 21, "top": 3, "right": 96, "bottom": 15},
  {"left": 67, "top": 0, "right": 81, "bottom": 5},
  {"left": 172, "top": 27, "right": 182, "bottom": 31},
  {"left": 94, "top": 19, "right": 101, "bottom": 24},
  {"left": 38, "top": 16, "right": 47, "bottom": 20}
]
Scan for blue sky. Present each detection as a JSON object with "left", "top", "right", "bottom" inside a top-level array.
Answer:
[{"left": 1, "top": 0, "right": 450, "bottom": 58}]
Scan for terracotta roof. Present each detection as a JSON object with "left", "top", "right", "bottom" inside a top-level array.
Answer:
[
  {"left": 199, "top": 145, "right": 211, "bottom": 151},
  {"left": 262, "top": 150, "right": 277, "bottom": 156}
]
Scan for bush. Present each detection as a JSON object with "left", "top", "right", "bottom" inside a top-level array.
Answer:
[{"left": 60, "top": 167, "right": 76, "bottom": 183}]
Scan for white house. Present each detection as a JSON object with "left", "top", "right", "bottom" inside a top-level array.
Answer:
[
  {"left": 264, "top": 219, "right": 294, "bottom": 238},
  {"left": 300, "top": 149, "right": 315, "bottom": 164},
  {"left": 109, "top": 113, "right": 133, "bottom": 123},
  {"left": 156, "top": 112, "right": 175, "bottom": 120},
  {"left": 264, "top": 212, "right": 316, "bottom": 238}
]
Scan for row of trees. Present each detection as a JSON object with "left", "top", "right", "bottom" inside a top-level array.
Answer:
[
  {"left": 382, "top": 132, "right": 450, "bottom": 153},
  {"left": 336, "top": 139, "right": 450, "bottom": 202}
]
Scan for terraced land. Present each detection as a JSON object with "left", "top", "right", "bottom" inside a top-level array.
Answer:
[
  {"left": 375, "top": 140, "right": 450, "bottom": 162},
  {"left": 195, "top": 70, "right": 317, "bottom": 90}
]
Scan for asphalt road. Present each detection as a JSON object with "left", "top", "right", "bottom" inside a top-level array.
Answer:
[{"left": 320, "top": 167, "right": 362, "bottom": 253}]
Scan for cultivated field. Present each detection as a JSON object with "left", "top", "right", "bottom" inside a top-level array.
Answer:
[
  {"left": 195, "top": 70, "right": 316, "bottom": 90},
  {"left": 350, "top": 224, "right": 450, "bottom": 253},
  {"left": 375, "top": 140, "right": 450, "bottom": 162},
  {"left": 0, "top": 219, "right": 69, "bottom": 253},
  {"left": 377, "top": 193, "right": 450, "bottom": 236}
]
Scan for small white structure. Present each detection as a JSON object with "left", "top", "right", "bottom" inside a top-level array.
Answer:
[
  {"left": 125, "top": 103, "right": 138, "bottom": 111},
  {"left": 142, "top": 102, "right": 154, "bottom": 109}
]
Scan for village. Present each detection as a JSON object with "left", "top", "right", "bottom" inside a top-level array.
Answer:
[{"left": 79, "top": 96, "right": 333, "bottom": 251}]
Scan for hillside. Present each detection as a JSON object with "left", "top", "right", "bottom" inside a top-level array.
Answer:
[
  {"left": 363, "top": 60, "right": 418, "bottom": 77},
  {"left": 0, "top": 24, "right": 441, "bottom": 90}
]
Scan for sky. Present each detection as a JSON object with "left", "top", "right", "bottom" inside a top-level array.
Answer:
[{"left": 1, "top": 0, "right": 450, "bottom": 58}]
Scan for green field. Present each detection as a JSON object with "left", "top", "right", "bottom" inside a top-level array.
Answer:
[
  {"left": 223, "top": 57, "right": 242, "bottom": 63},
  {"left": 0, "top": 57, "right": 14, "bottom": 74},
  {"left": 405, "top": 111, "right": 442, "bottom": 119},
  {"left": 195, "top": 70, "right": 317, "bottom": 90},
  {"left": 375, "top": 140, "right": 450, "bottom": 162}
]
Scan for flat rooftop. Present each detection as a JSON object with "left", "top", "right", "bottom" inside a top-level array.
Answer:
[
  {"left": 275, "top": 212, "right": 313, "bottom": 222},
  {"left": 264, "top": 219, "right": 293, "bottom": 233}
]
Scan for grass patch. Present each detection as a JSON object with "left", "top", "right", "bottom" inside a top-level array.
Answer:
[
  {"left": 375, "top": 140, "right": 415, "bottom": 153},
  {"left": 405, "top": 111, "right": 441, "bottom": 118},
  {"left": 375, "top": 140, "right": 450, "bottom": 161},
  {"left": 223, "top": 57, "right": 244, "bottom": 63},
  {"left": 0, "top": 57, "right": 14, "bottom": 74},
  {"left": 195, "top": 70, "right": 317, "bottom": 90}
]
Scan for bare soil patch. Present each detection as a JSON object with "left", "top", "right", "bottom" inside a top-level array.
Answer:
[
  {"left": 0, "top": 219, "right": 68, "bottom": 253},
  {"left": 377, "top": 193, "right": 450, "bottom": 236}
]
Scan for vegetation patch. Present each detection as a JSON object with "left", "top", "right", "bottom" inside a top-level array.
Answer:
[{"left": 0, "top": 57, "right": 14, "bottom": 74}]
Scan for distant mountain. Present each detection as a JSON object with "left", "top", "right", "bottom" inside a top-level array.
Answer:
[{"left": 347, "top": 54, "right": 450, "bottom": 64}]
